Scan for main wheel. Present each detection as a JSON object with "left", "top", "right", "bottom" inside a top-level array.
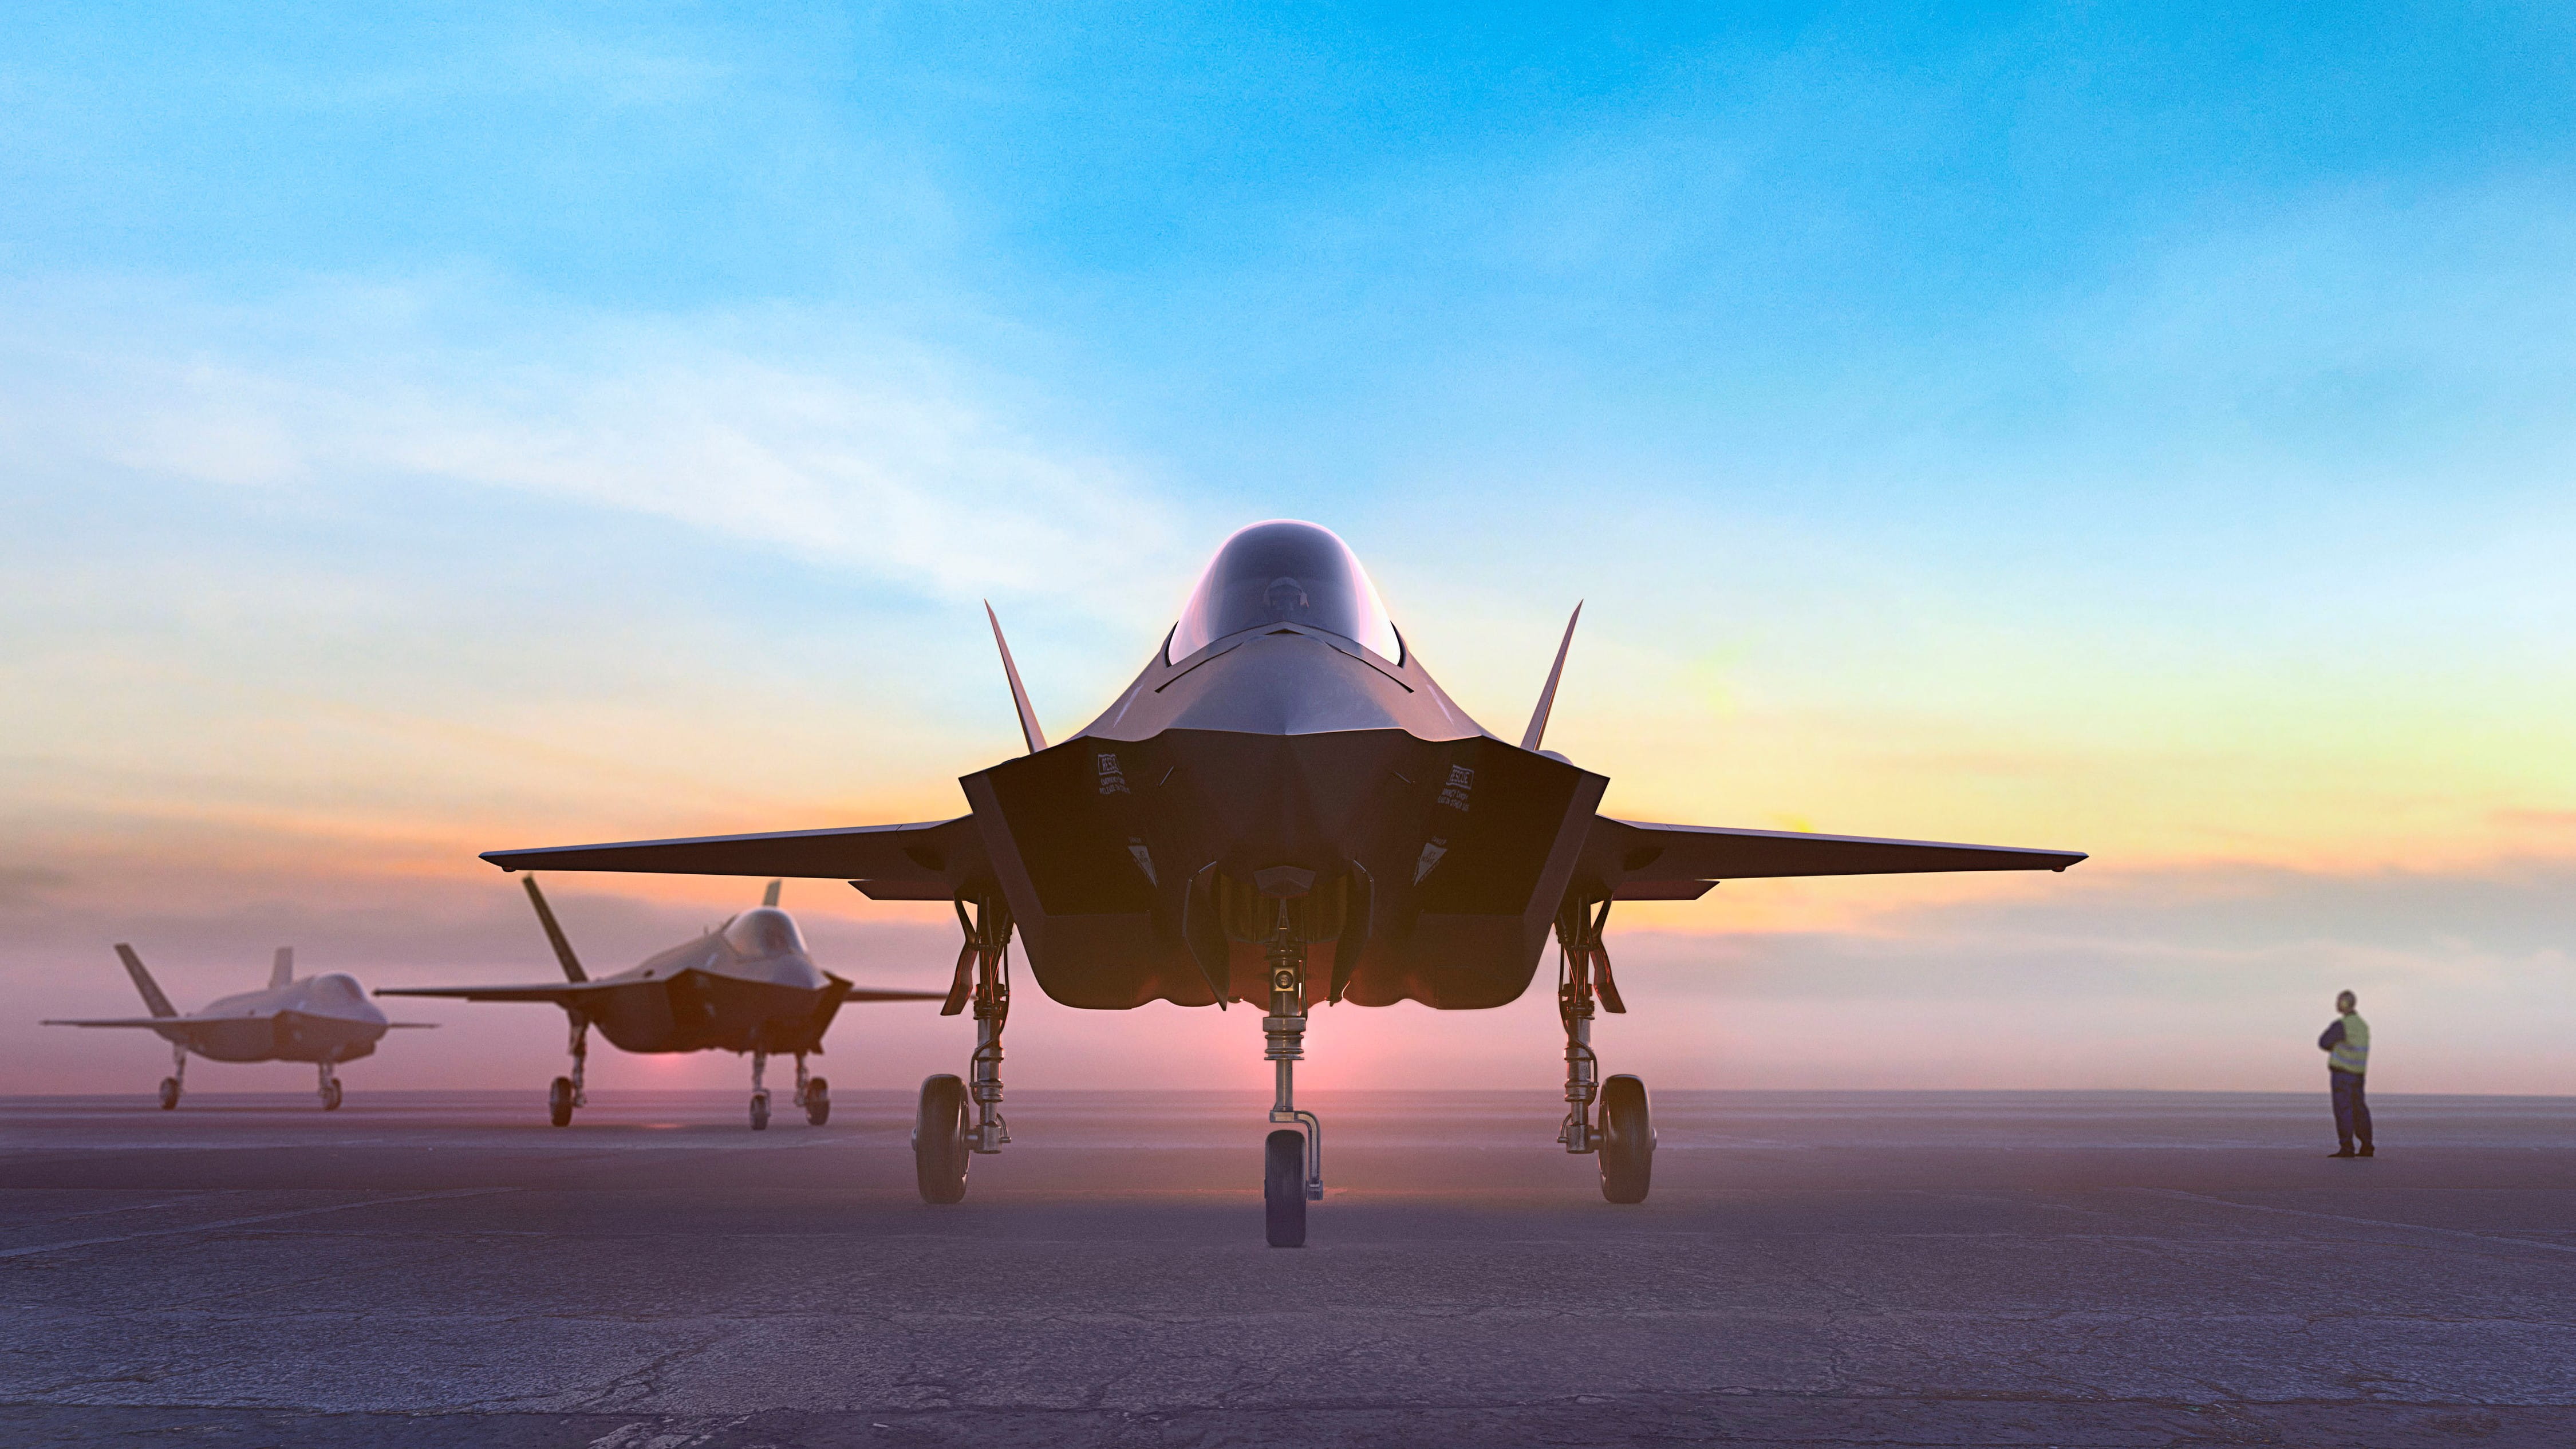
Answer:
[
  {"left": 157, "top": 1077, "right": 180, "bottom": 1111},
  {"left": 913, "top": 1074, "right": 971, "bottom": 1204},
  {"left": 321, "top": 1079, "right": 344, "bottom": 1111},
  {"left": 749, "top": 1090, "right": 771, "bottom": 1131},
  {"left": 1264, "top": 1129, "right": 1308, "bottom": 1247},
  {"left": 548, "top": 1076, "right": 576, "bottom": 1127},
  {"left": 1598, "top": 1073, "right": 1654, "bottom": 1204},
  {"left": 804, "top": 1077, "right": 831, "bottom": 1127}
]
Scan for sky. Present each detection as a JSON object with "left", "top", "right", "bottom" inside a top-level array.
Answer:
[{"left": 3, "top": 3, "right": 2571, "bottom": 1100}]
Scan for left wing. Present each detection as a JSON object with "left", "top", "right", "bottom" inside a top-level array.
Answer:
[
  {"left": 44, "top": 1015, "right": 238, "bottom": 1028},
  {"left": 1585, "top": 817, "right": 2085, "bottom": 899},
  {"left": 481, "top": 817, "right": 984, "bottom": 898}
]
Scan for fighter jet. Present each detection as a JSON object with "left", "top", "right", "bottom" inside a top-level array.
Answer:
[
  {"left": 44, "top": 945, "right": 432, "bottom": 1109},
  {"left": 471, "top": 520, "right": 2086, "bottom": 1243},
  {"left": 379, "top": 876, "right": 946, "bottom": 1129}
]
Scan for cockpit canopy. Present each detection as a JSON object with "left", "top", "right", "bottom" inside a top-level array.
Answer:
[
  {"left": 721, "top": 907, "right": 805, "bottom": 958},
  {"left": 1168, "top": 520, "right": 1401, "bottom": 663}
]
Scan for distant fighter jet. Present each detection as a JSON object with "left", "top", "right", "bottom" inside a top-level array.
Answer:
[
  {"left": 379, "top": 877, "right": 946, "bottom": 1129},
  {"left": 472, "top": 520, "right": 2086, "bottom": 1243},
  {"left": 44, "top": 945, "right": 432, "bottom": 1110}
]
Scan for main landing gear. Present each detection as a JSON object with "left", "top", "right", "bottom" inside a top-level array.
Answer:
[
  {"left": 316, "top": 1060, "right": 344, "bottom": 1112},
  {"left": 159, "top": 1042, "right": 187, "bottom": 1110},
  {"left": 1261, "top": 906, "right": 1323, "bottom": 1249},
  {"left": 549, "top": 1015, "right": 590, "bottom": 1127},
  {"left": 915, "top": 894, "right": 1012, "bottom": 1204},
  {"left": 747, "top": 1049, "right": 829, "bottom": 1130},
  {"left": 1556, "top": 895, "right": 1652, "bottom": 1203}
]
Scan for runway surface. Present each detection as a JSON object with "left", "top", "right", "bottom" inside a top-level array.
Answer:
[{"left": 4, "top": 1088, "right": 2574, "bottom": 1447}]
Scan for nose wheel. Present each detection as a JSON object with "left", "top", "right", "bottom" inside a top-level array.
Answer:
[
  {"left": 157, "top": 1077, "right": 181, "bottom": 1111},
  {"left": 159, "top": 1043, "right": 187, "bottom": 1110},
  {"left": 548, "top": 1076, "right": 577, "bottom": 1127},
  {"left": 547, "top": 1016, "right": 589, "bottom": 1126}
]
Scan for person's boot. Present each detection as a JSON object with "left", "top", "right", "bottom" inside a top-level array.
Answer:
[
  {"left": 2329, "top": 1146, "right": 2357, "bottom": 1158},
  {"left": 2357, "top": 1143, "right": 2374, "bottom": 1158}
]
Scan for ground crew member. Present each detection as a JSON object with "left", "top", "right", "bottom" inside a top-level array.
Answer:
[{"left": 2317, "top": 989, "right": 2373, "bottom": 1158}]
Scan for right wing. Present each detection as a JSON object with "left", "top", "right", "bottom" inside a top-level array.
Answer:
[
  {"left": 42, "top": 1016, "right": 233, "bottom": 1028},
  {"left": 480, "top": 817, "right": 983, "bottom": 898}
]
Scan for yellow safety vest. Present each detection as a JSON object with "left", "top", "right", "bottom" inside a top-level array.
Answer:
[{"left": 2329, "top": 1012, "right": 2369, "bottom": 1075}]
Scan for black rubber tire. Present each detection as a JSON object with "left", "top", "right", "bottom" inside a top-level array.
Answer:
[
  {"left": 1264, "top": 1128, "right": 1308, "bottom": 1247},
  {"left": 321, "top": 1080, "right": 344, "bottom": 1111},
  {"left": 1598, "top": 1073, "right": 1654, "bottom": 1205},
  {"left": 804, "top": 1077, "right": 831, "bottom": 1127},
  {"left": 914, "top": 1075, "right": 971, "bottom": 1203},
  {"left": 157, "top": 1078, "right": 180, "bottom": 1111},
  {"left": 548, "top": 1076, "right": 576, "bottom": 1128},
  {"left": 749, "top": 1091, "right": 771, "bottom": 1131}
]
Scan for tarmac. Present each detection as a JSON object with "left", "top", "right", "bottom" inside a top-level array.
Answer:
[{"left": 3, "top": 1088, "right": 2574, "bottom": 1447}]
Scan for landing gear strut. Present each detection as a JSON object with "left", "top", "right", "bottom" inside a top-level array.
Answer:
[
  {"left": 159, "top": 1042, "right": 186, "bottom": 1111},
  {"left": 317, "top": 1060, "right": 344, "bottom": 1111},
  {"left": 549, "top": 1015, "right": 589, "bottom": 1127},
  {"left": 749, "top": 1049, "right": 771, "bottom": 1131},
  {"left": 1555, "top": 895, "right": 1652, "bottom": 1203},
  {"left": 1263, "top": 904, "right": 1323, "bottom": 1249},
  {"left": 916, "top": 893, "right": 1011, "bottom": 1203},
  {"left": 794, "top": 1055, "right": 829, "bottom": 1126}
]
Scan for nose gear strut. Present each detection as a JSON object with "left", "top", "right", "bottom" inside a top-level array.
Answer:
[{"left": 1555, "top": 895, "right": 1623, "bottom": 1154}]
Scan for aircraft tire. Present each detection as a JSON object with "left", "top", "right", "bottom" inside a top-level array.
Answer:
[
  {"left": 749, "top": 1090, "right": 771, "bottom": 1131},
  {"left": 804, "top": 1077, "right": 831, "bottom": 1127},
  {"left": 157, "top": 1078, "right": 180, "bottom": 1111},
  {"left": 1264, "top": 1128, "right": 1308, "bottom": 1247},
  {"left": 913, "top": 1074, "right": 969, "bottom": 1204},
  {"left": 548, "top": 1076, "right": 576, "bottom": 1127},
  {"left": 321, "top": 1080, "right": 344, "bottom": 1112},
  {"left": 1598, "top": 1073, "right": 1654, "bottom": 1205}
]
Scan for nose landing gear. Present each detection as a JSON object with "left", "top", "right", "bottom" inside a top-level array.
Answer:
[
  {"left": 794, "top": 1055, "right": 829, "bottom": 1126},
  {"left": 1555, "top": 895, "right": 1653, "bottom": 1203},
  {"left": 159, "top": 1043, "right": 187, "bottom": 1110},
  {"left": 749, "top": 1049, "right": 772, "bottom": 1131},
  {"left": 317, "top": 1060, "right": 344, "bottom": 1111},
  {"left": 1262, "top": 903, "right": 1323, "bottom": 1249}
]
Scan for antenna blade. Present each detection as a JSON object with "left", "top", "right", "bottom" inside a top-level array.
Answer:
[
  {"left": 1519, "top": 602, "right": 1583, "bottom": 752},
  {"left": 270, "top": 946, "right": 294, "bottom": 990},
  {"left": 762, "top": 879, "right": 782, "bottom": 908},
  {"left": 521, "top": 876, "right": 589, "bottom": 982},
  {"left": 985, "top": 601, "right": 1048, "bottom": 754}
]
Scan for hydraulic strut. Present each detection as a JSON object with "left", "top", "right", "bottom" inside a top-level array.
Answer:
[
  {"left": 1265, "top": 905, "right": 1324, "bottom": 1200},
  {"left": 1555, "top": 895, "right": 1624, "bottom": 1154},
  {"left": 567, "top": 1015, "right": 590, "bottom": 1107},
  {"left": 945, "top": 893, "right": 1014, "bottom": 1154}
]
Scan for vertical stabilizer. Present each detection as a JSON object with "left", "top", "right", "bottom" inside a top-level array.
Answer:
[
  {"left": 1519, "top": 602, "right": 1583, "bottom": 753},
  {"left": 521, "top": 877, "right": 588, "bottom": 982},
  {"left": 269, "top": 947, "right": 294, "bottom": 990},
  {"left": 113, "top": 944, "right": 179, "bottom": 1018},
  {"left": 984, "top": 602, "right": 1048, "bottom": 754},
  {"left": 762, "top": 879, "right": 782, "bottom": 907}
]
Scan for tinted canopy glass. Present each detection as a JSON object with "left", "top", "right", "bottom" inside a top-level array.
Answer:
[
  {"left": 1169, "top": 520, "right": 1400, "bottom": 662},
  {"left": 722, "top": 908, "right": 805, "bottom": 957}
]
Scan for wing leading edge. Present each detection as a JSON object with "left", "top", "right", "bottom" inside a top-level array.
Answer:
[
  {"left": 1590, "top": 817, "right": 2084, "bottom": 898},
  {"left": 479, "top": 817, "right": 982, "bottom": 898}
]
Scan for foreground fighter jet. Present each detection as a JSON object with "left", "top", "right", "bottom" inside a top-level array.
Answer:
[
  {"left": 380, "top": 877, "right": 945, "bottom": 1128},
  {"left": 44, "top": 945, "right": 432, "bottom": 1109},
  {"left": 475, "top": 520, "right": 2085, "bottom": 1242}
]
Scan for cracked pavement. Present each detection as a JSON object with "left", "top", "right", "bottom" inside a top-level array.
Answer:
[{"left": 2, "top": 1088, "right": 2571, "bottom": 1446}]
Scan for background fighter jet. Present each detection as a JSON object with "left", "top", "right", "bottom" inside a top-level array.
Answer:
[
  {"left": 380, "top": 877, "right": 946, "bottom": 1128},
  {"left": 44, "top": 945, "right": 432, "bottom": 1110},
  {"left": 470, "top": 520, "right": 2087, "bottom": 1243}
]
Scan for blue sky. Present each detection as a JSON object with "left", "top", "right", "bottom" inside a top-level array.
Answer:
[{"left": 4, "top": 5, "right": 2571, "bottom": 1094}]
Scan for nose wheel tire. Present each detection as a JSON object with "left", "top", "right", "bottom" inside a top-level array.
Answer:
[
  {"left": 803, "top": 1077, "right": 831, "bottom": 1126},
  {"left": 321, "top": 1080, "right": 344, "bottom": 1112},
  {"left": 548, "top": 1076, "right": 577, "bottom": 1127},
  {"left": 1598, "top": 1073, "right": 1655, "bottom": 1204},
  {"left": 1264, "top": 1129, "right": 1308, "bottom": 1247},
  {"left": 749, "top": 1090, "right": 771, "bottom": 1131},
  {"left": 157, "top": 1078, "right": 180, "bottom": 1111},
  {"left": 913, "top": 1074, "right": 970, "bottom": 1203}
]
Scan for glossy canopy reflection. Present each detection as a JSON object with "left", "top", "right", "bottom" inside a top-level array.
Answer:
[{"left": 1168, "top": 520, "right": 1402, "bottom": 663}]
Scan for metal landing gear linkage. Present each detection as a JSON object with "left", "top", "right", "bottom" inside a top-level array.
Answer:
[
  {"left": 315, "top": 1059, "right": 344, "bottom": 1111},
  {"left": 159, "top": 1041, "right": 187, "bottom": 1110},
  {"left": 914, "top": 892, "right": 1011, "bottom": 1203},
  {"left": 1555, "top": 894, "right": 1655, "bottom": 1204},
  {"left": 1264, "top": 900, "right": 1323, "bottom": 1248}
]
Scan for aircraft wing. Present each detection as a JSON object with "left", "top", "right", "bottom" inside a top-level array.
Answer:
[
  {"left": 837, "top": 987, "right": 950, "bottom": 1004},
  {"left": 480, "top": 816, "right": 982, "bottom": 896},
  {"left": 1590, "top": 817, "right": 2085, "bottom": 898},
  {"left": 373, "top": 982, "right": 618, "bottom": 1005},
  {"left": 41, "top": 1016, "right": 234, "bottom": 1028}
]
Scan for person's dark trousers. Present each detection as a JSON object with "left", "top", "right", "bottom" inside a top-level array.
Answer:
[{"left": 2331, "top": 1070, "right": 2373, "bottom": 1152}]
